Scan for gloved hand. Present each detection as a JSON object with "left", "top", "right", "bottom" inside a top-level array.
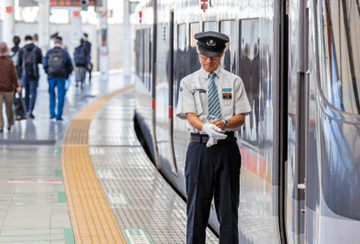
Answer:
[
  {"left": 202, "top": 123, "right": 228, "bottom": 140},
  {"left": 206, "top": 137, "right": 217, "bottom": 147}
]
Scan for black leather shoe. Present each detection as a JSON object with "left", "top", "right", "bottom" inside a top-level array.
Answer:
[
  {"left": 0, "top": 127, "right": 3, "bottom": 132},
  {"left": 56, "top": 118, "right": 63, "bottom": 121},
  {"left": 28, "top": 113, "right": 35, "bottom": 119},
  {"left": 7, "top": 125, "right": 11, "bottom": 131},
  {"left": 50, "top": 116, "right": 55, "bottom": 119}
]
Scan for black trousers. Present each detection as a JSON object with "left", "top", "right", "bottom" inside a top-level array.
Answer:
[{"left": 185, "top": 140, "right": 241, "bottom": 244}]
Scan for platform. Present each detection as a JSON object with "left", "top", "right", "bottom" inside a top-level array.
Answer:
[{"left": 0, "top": 72, "right": 218, "bottom": 243}]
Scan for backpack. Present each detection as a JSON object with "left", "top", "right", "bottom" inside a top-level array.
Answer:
[
  {"left": 74, "top": 46, "right": 88, "bottom": 67},
  {"left": 9, "top": 49, "right": 19, "bottom": 65},
  {"left": 47, "top": 48, "right": 66, "bottom": 77},
  {"left": 22, "top": 47, "right": 38, "bottom": 79}
]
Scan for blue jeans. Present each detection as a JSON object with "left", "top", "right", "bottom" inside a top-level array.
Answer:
[
  {"left": 48, "top": 78, "right": 66, "bottom": 119},
  {"left": 22, "top": 76, "right": 39, "bottom": 112}
]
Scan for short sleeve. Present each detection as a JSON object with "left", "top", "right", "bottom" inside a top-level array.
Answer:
[
  {"left": 233, "top": 77, "right": 252, "bottom": 115},
  {"left": 176, "top": 79, "right": 196, "bottom": 120}
]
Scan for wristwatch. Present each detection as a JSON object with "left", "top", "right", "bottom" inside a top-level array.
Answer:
[{"left": 223, "top": 120, "right": 229, "bottom": 129}]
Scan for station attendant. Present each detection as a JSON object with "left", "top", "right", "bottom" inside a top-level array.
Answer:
[{"left": 176, "top": 31, "right": 252, "bottom": 244}]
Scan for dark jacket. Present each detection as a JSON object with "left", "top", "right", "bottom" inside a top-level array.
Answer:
[
  {"left": 0, "top": 57, "right": 19, "bottom": 92},
  {"left": 9, "top": 46, "right": 22, "bottom": 79},
  {"left": 17, "top": 43, "right": 43, "bottom": 78},
  {"left": 74, "top": 44, "right": 90, "bottom": 68},
  {"left": 43, "top": 47, "right": 74, "bottom": 79},
  {"left": 84, "top": 40, "right": 91, "bottom": 57}
]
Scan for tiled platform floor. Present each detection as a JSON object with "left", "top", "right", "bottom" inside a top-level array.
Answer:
[
  {"left": 0, "top": 71, "right": 131, "bottom": 244},
  {"left": 88, "top": 90, "right": 219, "bottom": 243},
  {"left": 0, "top": 71, "right": 219, "bottom": 243}
]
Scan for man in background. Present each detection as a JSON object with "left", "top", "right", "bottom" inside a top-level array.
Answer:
[
  {"left": 82, "top": 33, "right": 92, "bottom": 83},
  {"left": 43, "top": 37, "right": 73, "bottom": 121},
  {"left": 49, "top": 32, "right": 58, "bottom": 49},
  {"left": 17, "top": 35, "right": 43, "bottom": 119}
]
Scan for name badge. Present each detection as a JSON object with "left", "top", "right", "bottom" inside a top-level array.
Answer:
[
  {"left": 196, "top": 89, "right": 206, "bottom": 93},
  {"left": 222, "top": 88, "right": 232, "bottom": 106}
]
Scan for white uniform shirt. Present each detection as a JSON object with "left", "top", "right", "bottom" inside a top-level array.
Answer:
[{"left": 176, "top": 66, "right": 252, "bottom": 133}]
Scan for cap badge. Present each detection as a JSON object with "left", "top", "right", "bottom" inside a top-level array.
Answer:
[{"left": 206, "top": 39, "right": 216, "bottom": 47}]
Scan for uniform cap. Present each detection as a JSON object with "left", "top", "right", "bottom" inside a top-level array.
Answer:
[
  {"left": 50, "top": 32, "right": 59, "bottom": 38},
  {"left": 195, "top": 31, "right": 229, "bottom": 57},
  {"left": 83, "top": 33, "right": 88, "bottom": 38}
]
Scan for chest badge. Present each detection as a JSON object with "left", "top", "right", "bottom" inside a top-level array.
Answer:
[{"left": 222, "top": 88, "right": 232, "bottom": 106}]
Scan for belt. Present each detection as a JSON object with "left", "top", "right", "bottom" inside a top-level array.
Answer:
[{"left": 190, "top": 132, "right": 236, "bottom": 144}]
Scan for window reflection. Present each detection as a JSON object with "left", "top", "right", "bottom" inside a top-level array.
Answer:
[
  {"left": 203, "top": 21, "right": 216, "bottom": 32},
  {"left": 176, "top": 24, "right": 188, "bottom": 104},
  {"left": 238, "top": 19, "right": 260, "bottom": 146},
  {"left": 320, "top": 0, "right": 360, "bottom": 114},
  {"left": 189, "top": 23, "right": 201, "bottom": 73},
  {"left": 220, "top": 20, "right": 237, "bottom": 73}
]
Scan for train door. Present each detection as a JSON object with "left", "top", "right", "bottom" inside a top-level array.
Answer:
[
  {"left": 286, "top": 0, "right": 309, "bottom": 243},
  {"left": 168, "top": 10, "right": 178, "bottom": 174}
]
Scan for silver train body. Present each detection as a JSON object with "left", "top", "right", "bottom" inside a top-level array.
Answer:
[{"left": 133, "top": 0, "right": 360, "bottom": 243}]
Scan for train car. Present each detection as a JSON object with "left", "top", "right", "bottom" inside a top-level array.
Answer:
[{"left": 133, "top": 0, "right": 360, "bottom": 243}]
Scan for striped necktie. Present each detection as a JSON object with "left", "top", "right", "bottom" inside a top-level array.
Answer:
[{"left": 207, "top": 72, "right": 221, "bottom": 120}]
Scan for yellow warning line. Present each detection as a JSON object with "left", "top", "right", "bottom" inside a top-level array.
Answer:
[{"left": 61, "top": 85, "right": 134, "bottom": 244}]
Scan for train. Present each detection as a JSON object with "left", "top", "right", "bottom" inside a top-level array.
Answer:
[{"left": 132, "top": 0, "right": 360, "bottom": 243}]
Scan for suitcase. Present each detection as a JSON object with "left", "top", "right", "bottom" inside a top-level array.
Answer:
[{"left": 13, "top": 91, "right": 27, "bottom": 120}]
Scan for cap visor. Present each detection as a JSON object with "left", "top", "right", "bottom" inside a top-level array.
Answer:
[{"left": 198, "top": 47, "right": 223, "bottom": 58}]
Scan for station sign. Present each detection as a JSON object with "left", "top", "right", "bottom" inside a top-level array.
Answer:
[
  {"left": 200, "top": 0, "right": 214, "bottom": 11},
  {"left": 50, "top": 0, "right": 102, "bottom": 6},
  {"left": 19, "top": 0, "right": 102, "bottom": 7}
]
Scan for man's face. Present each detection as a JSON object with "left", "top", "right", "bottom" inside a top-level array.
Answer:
[{"left": 198, "top": 49, "right": 224, "bottom": 73}]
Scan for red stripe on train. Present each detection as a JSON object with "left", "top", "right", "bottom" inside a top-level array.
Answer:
[
  {"left": 169, "top": 107, "right": 172, "bottom": 119},
  {"left": 239, "top": 147, "right": 270, "bottom": 183},
  {"left": 152, "top": 99, "right": 155, "bottom": 110}
]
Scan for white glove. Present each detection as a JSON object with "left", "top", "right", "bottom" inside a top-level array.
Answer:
[
  {"left": 202, "top": 123, "right": 228, "bottom": 140},
  {"left": 206, "top": 137, "right": 217, "bottom": 147}
]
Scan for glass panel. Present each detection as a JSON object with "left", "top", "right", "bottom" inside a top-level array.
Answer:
[
  {"left": 148, "top": 28, "right": 152, "bottom": 92},
  {"left": 203, "top": 21, "right": 216, "bottom": 31},
  {"left": 189, "top": 23, "right": 201, "bottom": 73},
  {"left": 315, "top": 0, "right": 360, "bottom": 221},
  {"left": 238, "top": 19, "right": 260, "bottom": 146},
  {"left": 319, "top": 0, "right": 360, "bottom": 114},
  {"left": 175, "top": 24, "right": 189, "bottom": 104},
  {"left": 220, "top": 20, "right": 237, "bottom": 73}
]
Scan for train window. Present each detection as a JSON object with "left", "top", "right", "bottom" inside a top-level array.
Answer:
[
  {"left": 238, "top": 19, "right": 260, "bottom": 146},
  {"left": 148, "top": 28, "right": 153, "bottom": 92},
  {"left": 136, "top": 29, "right": 145, "bottom": 83},
  {"left": 220, "top": 20, "right": 237, "bottom": 73},
  {"left": 175, "top": 24, "right": 189, "bottom": 103},
  {"left": 135, "top": 28, "right": 152, "bottom": 93},
  {"left": 144, "top": 29, "right": 149, "bottom": 89},
  {"left": 317, "top": 0, "right": 360, "bottom": 115},
  {"left": 189, "top": 23, "right": 201, "bottom": 73},
  {"left": 315, "top": 0, "right": 360, "bottom": 221},
  {"left": 203, "top": 21, "right": 216, "bottom": 32}
]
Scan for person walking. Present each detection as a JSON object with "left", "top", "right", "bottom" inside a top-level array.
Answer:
[
  {"left": 176, "top": 31, "right": 252, "bottom": 244},
  {"left": 8, "top": 36, "right": 27, "bottom": 120},
  {"left": 43, "top": 37, "right": 73, "bottom": 121},
  {"left": 74, "top": 39, "right": 89, "bottom": 89},
  {"left": 17, "top": 35, "right": 43, "bottom": 119},
  {"left": 82, "top": 33, "right": 92, "bottom": 83},
  {"left": 0, "top": 42, "right": 22, "bottom": 132}
]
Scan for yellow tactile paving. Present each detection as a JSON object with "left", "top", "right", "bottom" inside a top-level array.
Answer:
[{"left": 61, "top": 85, "right": 134, "bottom": 244}]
